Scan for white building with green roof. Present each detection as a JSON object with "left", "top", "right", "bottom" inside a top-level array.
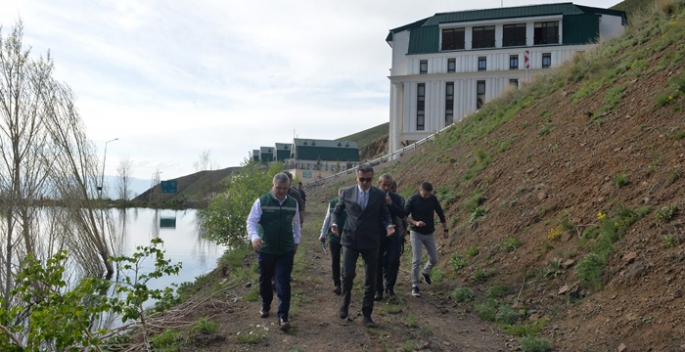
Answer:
[{"left": 386, "top": 3, "right": 627, "bottom": 154}]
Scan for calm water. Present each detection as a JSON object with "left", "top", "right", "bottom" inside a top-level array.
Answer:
[{"left": 111, "top": 208, "right": 226, "bottom": 291}]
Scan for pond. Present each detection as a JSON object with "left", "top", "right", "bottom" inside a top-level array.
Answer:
[{"left": 111, "top": 208, "right": 227, "bottom": 292}]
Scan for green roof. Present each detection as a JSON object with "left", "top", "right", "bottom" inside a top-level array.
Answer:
[
  {"left": 275, "top": 143, "right": 292, "bottom": 162},
  {"left": 260, "top": 146, "right": 274, "bottom": 162},
  {"left": 388, "top": 3, "right": 627, "bottom": 54},
  {"left": 293, "top": 139, "right": 359, "bottom": 162}
]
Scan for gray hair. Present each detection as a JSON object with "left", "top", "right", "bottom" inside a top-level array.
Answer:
[
  {"left": 378, "top": 173, "right": 392, "bottom": 182},
  {"left": 273, "top": 173, "right": 290, "bottom": 184},
  {"left": 283, "top": 171, "right": 293, "bottom": 180},
  {"left": 357, "top": 164, "right": 374, "bottom": 175}
]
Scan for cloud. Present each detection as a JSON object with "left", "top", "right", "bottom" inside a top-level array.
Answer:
[{"left": 1, "top": 0, "right": 621, "bottom": 179}]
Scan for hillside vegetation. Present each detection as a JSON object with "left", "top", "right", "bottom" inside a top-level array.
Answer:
[{"left": 309, "top": 1, "right": 685, "bottom": 350}]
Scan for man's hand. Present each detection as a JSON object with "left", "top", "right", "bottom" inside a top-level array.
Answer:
[
  {"left": 386, "top": 225, "right": 396, "bottom": 237},
  {"left": 320, "top": 237, "right": 326, "bottom": 242},
  {"left": 385, "top": 194, "right": 393, "bottom": 205},
  {"left": 443, "top": 225, "right": 449, "bottom": 239},
  {"left": 251, "top": 238, "right": 264, "bottom": 251},
  {"left": 415, "top": 221, "right": 426, "bottom": 227},
  {"left": 331, "top": 225, "right": 340, "bottom": 237},
  {"left": 294, "top": 243, "right": 299, "bottom": 254}
]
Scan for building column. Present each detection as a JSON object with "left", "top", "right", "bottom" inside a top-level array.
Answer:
[{"left": 389, "top": 82, "right": 402, "bottom": 158}]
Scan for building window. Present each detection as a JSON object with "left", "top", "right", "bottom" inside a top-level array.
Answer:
[
  {"left": 420, "top": 60, "right": 428, "bottom": 74},
  {"left": 542, "top": 53, "right": 552, "bottom": 68},
  {"left": 417, "top": 83, "right": 425, "bottom": 130},
  {"left": 447, "top": 58, "right": 456, "bottom": 73},
  {"left": 472, "top": 26, "right": 495, "bottom": 48},
  {"left": 442, "top": 28, "right": 465, "bottom": 50},
  {"left": 478, "top": 57, "right": 486, "bottom": 71},
  {"left": 534, "top": 21, "right": 559, "bottom": 45},
  {"left": 510, "top": 79, "right": 519, "bottom": 88},
  {"left": 476, "top": 80, "right": 485, "bottom": 109},
  {"left": 510, "top": 55, "right": 519, "bottom": 70},
  {"left": 503, "top": 23, "right": 527, "bottom": 47},
  {"left": 445, "top": 82, "right": 454, "bottom": 125}
]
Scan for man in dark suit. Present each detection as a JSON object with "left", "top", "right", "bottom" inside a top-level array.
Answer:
[{"left": 331, "top": 164, "right": 395, "bottom": 328}]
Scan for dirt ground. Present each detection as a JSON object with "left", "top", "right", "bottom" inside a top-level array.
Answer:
[{"left": 170, "top": 201, "right": 516, "bottom": 352}]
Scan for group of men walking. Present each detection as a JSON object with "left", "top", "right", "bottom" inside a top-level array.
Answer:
[{"left": 246, "top": 165, "right": 447, "bottom": 331}]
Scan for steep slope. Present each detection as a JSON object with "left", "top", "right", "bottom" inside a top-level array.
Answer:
[
  {"left": 309, "top": 2, "right": 685, "bottom": 350},
  {"left": 135, "top": 166, "right": 240, "bottom": 207}
]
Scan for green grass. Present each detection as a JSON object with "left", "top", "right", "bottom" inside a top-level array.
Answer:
[
  {"left": 475, "top": 299, "right": 498, "bottom": 321},
  {"left": 464, "top": 245, "right": 479, "bottom": 257},
  {"left": 503, "top": 318, "right": 549, "bottom": 336},
  {"left": 449, "top": 252, "right": 468, "bottom": 272},
  {"left": 655, "top": 206, "right": 675, "bottom": 222},
  {"left": 451, "top": 287, "right": 475, "bottom": 302},
  {"left": 495, "top": 304, "right": 519, "bottom": 325},
  {"left": 191, "top": 317, "right": 219, "bottom": 334},
  {"left": 500, "top": 237, "right": 521, "bottom": 252},
  {"left": 520, "top": 336, "right": 553, "bottom": 352},
  {"left": 486, "top": 283, "right": 511, "bottom": 299},
  {"left": 336, "top": 122, "right": 388, "bottom": 150},
  {"left": 406, "top": 314, "right": 418, "bottom": 328},
  {"left": 576, "top": 253, "right": 606, "bottom": 291},
  {"left": 662, "top": 234, "right": 680, "bottom": 247},
  {"left": 151, "top": 329, "right": 185, "bottom": 351}
]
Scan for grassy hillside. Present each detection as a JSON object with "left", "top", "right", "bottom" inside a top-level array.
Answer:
[
  {"left": 612, "top": 0, "right": 657, "bottom": 14},
  {"left": 308, "top": 1, "right": 685, "bottom": 350},
  {"left": 337, "top": 122, "right": 388, "bottom": 150},
  {"left": 135, "top": 166, "right": 240, "bottom": 207}
]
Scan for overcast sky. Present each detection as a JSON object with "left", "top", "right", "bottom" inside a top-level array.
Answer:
[{"left": 1, "top": 0, "right": 619, "bottom": 180}]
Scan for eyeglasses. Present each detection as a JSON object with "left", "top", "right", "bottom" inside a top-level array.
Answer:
[{"left": 358, "top": 177, "right": 373, "bottom": 183}]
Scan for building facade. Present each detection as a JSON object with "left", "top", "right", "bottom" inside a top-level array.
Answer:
[{"left": 386, "top": 3, "right": 626, "bottom": 154}]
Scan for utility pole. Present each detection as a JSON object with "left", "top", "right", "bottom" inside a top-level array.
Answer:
[{"left": 100, "top": 138, "right": 118, "bottom": 198}]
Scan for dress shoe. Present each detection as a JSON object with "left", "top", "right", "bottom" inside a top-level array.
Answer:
[
  {"left": 339, "top": 305, "right": 349, "bottom": 319},
  {"left": 386, "top": 289, "right": 397, "bottom": 301},
  {"left": 259, "top": 307, "right": 270, "bottom": 318},
  {"left": 333, "top": 285, "right": 341, "bottom": 295},
  {"left": 279, "top": 318, "right": 291, "bottom": 332},
  {"left": 374, "top": 292, "right": 383, "bottom": 301},
  {"left": 362, "top": 315, "right": 376, "bottom": 328}
]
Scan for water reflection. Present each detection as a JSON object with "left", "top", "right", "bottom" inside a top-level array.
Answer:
[{"left": 112, "top": 208, "right": 226, "bottom": 292}]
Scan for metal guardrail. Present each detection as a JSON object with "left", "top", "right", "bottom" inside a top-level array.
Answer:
[{"left": 304, "top": 123, "right": 455, "bottom": 187}]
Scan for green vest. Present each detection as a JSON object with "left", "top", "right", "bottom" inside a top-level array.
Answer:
[
  {"left": 257, "top": 193, "right": 298, "bottom": 255},
  {"left": 327, "top": 198, "right": 346, "bottom": 244}
]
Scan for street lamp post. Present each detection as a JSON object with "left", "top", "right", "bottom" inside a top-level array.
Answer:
[{"left": 100, "top": 138, "right": 119, "bottom": 198}]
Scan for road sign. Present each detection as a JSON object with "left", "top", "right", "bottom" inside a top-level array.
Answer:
[
  {"left": 524, "top": 50, "right": 530, "bottom": 69},
  {"left": 161, "top": 180, "right": 177, "bottom": 193},
  {"left": 160, "top": 217, "right": 176, "bottom": 229},
  {"left": 303, "top": 171, "right": 312, "bottom": 178}
]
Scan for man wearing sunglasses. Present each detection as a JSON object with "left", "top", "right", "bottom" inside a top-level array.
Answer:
[{"left": 331, "top": 164, "right": 395, "bottom": 328}]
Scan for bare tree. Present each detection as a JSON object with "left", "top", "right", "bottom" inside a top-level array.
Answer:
[
  {"left": 193, "top": 149, "right": 219, "bottom": 171},
  {"left": 116, "top": 155, "right": 133, "bottom": 201},
  {"left": 0, "top": 22, "right": 114, "bottom": 304}
]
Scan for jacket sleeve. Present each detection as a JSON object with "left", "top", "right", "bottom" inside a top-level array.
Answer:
[
  {"left": 388, "top": 193, "right": 406, "bottom": 219},
  {"left": 379, "top": 190, "right": 393, "bottom": 229},
  {"left": 331, "top": 191, "right": 346, "bottom": 227},
  {"left": 434, "top": 196, "right": 447, "bottom": 223}
]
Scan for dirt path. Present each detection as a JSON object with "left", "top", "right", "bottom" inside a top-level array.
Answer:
[{"left": 186, "top": 203, "right": 514, "bottom": 352}]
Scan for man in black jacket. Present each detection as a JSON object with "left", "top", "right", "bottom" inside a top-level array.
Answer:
[
  {"left": 331, "top": 164, "right": 394, "bottom": 328},
  {"left": 404, "top": 182, "right": 448, "bottom": 298},
  {"left": 375, "top": 174, "right": 405, "bottom": 301}
]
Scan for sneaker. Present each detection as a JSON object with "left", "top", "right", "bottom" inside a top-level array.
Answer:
[
  {"left": 259, "top": 306, "right": 270, "bottom": 318},
  {"left": 279, "top": 318, "right": 291, "bottom": 332},
  {"left": 411, "top": 286, "right": 421, "bottom": 298},
  {"left": 422, "top": 272, "right": 432, "bottom": 285},
  {"left": 374, "top": 291, "right": 383, "bottom": 301}
]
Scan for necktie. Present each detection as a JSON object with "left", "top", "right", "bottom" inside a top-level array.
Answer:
[{"left": 361, "top": 191, "right": 367, "bottom": 210}]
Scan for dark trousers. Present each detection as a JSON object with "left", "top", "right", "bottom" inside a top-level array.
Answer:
[
  {"left": 341, "top": 245, "right": 378, "bottom": 317},
  {"left": 258, "top": 251, "right": 295, "bottom": 321},
  {"left": 330, "top": 241, "right": 343, "bottom": 287},
  {"left": 376, "top": 238, "right": 401, "bottom": 294}
]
